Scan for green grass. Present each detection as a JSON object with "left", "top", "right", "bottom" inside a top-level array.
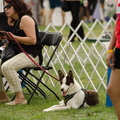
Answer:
[
  {"left": 0, "top": 85, "right": 116, "bottom": 120},
  {"left": 0, "top": 23, "right": 117, "bottom": 120}
]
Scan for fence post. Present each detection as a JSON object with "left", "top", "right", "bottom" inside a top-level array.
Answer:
[{"left": 106, "top": 67, "right": 113, "bottom": 107}]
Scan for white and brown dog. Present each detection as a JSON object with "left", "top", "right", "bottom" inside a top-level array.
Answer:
[{"left": 43, "top": 70, "right": 99, "bottom": 112}]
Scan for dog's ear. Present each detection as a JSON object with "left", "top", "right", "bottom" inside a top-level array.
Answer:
[
  {"left": 58, "top": 70, "right": 64, "bottom": 81},
  {"left": 68, "top": 70, "right": 73, "bottom": 79}
]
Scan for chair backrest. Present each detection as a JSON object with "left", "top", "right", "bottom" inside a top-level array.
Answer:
[
  {"left": 39, "top": 31, "right": 62, "bottom": 67},
  {"left": 39, "top": 31, "right": 62, "bottom": 46}
]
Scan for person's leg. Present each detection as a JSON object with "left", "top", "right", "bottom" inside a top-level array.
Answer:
[
  {"left": 1, "top": 53, "right": 39, "bottom": 104},
  {"left": 107, "top": 69, "right": 120, "bottom": 120},
  {"left": 68, "top": 1, "right": 84, "bottom": 41},
  {"left": 0, "top": 59, "right": 10, "bottom": 103},
  {"left": 49, "top": 8, "right": 54, "bottom": 23},
  {"left": 71, "top": 2, "right": 84, "bottom": 40},
  {"left": 48, "top": 0, "right": 55, "bottom": 23},
  {"left": 61, "top": 10, "right": 65, "bottom": 25},
  {"left": 88, "top": 0, "right": 97, "bottom": 22},
  {"left": 55, "top": 0, "right": 65, "bottom": 25},
  {"left": 100, "top": 0, "right": 104, "bottom": 12},
  {"left": 40, "top": 8, "right": 46, "bottom": 25}
]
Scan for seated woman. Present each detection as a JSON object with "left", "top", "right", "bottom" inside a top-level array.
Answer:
[{"left": 0, "top": 0, "right": 43, "bottom": 105}]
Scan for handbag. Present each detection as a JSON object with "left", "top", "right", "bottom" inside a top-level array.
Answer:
[
  {"left": 1, "top": 41, "right": 16, "bottom": 64},
  {"left": 61, "top": 0, "right": 70, "bottom": 12}
]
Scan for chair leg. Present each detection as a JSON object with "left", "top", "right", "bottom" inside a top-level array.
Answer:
[
  {"left": 27, "top": 71, "right": 60, "bottom": 104},
  {"left": 20, "top": 75, "right": 44, "bottom": 96},
  {"left": 18, "top": 72, "right": 47, "bottom": 99}
]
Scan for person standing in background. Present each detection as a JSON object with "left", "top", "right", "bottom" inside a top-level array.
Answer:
[
  {"left": 100, "top": 0, "right": 105, "bottom": 12},
  {"left": 88, "top": 0, "right": 97, "bottom": 22},
  {"left": 66, "top": 0, "right": 84, "bottom": 42},
  {"left": 48, "top": 0, "right": 65, "bottom": 25},
  {"left": 39, "top": 0, "right": 46, "bottom": 25},
  {"left": 30, "top": 0, "right": 41, "bottom": 24}
]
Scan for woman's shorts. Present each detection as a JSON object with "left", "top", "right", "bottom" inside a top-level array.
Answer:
[
  {"left": 100, "top": 0, "right": 105, "bottom": 3},
  {"left": 49, "top": 0, "right": 62, "bottom": 9},
  {"left": 114, "top": 48, "right": 120, "bottom": 69}
]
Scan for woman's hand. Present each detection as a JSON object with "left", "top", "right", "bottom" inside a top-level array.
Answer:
[
  {"left": 106, "top": 52, "right": 115, "bottom": 70},
  {"left": 5, "top": 32, "right": 15, "bottom": 41},
  {"left": 0, "top": 31, "right": 14, "bottom": 41},
  {"left": 0, "top": 31, "right": 7, "bottom": 40}
]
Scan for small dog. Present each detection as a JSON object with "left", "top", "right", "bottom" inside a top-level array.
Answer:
[{"left": 43, "top": 70, "right": 99, "bottom": 112}]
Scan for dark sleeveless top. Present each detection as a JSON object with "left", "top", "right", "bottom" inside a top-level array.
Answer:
[{"left": 12, "top": 16, "right": 43, "bottom": 65}]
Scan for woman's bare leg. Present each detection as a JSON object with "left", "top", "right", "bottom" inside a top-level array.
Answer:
[{"left": 107, "top": 69, "right": 120, "bottom": 120}]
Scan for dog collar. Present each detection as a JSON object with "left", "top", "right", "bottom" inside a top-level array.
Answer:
[{"left": 63, "top": 92, "right": 77, "bottom": 105}]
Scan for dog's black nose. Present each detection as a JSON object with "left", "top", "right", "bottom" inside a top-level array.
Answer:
[{"left": 61, "top": 88, "right": 64, "bottom": 91}]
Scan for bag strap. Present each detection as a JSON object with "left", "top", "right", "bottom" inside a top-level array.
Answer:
[{"left": 13, "top": 19, "right": 20, "bottom": 34}]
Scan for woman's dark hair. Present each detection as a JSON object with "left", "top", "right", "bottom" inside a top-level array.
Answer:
[{"left": 4, "top": 0, "right": 33, "bottom": 18}]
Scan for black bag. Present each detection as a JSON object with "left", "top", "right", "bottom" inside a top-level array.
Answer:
[
  {"left": 1, "top": 41, "right": 16, "bottom": 64},
  {"left": 61, "top": 0, "right": 70, "bottom": 12}
]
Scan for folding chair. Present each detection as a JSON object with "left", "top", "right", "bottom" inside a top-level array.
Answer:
[{"left": 17, "top": 31, "right": 62, "bottom": 104}]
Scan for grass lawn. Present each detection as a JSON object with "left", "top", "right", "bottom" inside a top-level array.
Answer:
[
  {"left": 0, "top": 23, "right": 117, "bottom": 120},
  {"left": 0, "top": 85, "right": 116, "bottom": 120}
]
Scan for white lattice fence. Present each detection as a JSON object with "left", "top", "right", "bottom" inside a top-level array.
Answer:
[{"left": 38, "top": 18, "right": 115, "bottom": 91}]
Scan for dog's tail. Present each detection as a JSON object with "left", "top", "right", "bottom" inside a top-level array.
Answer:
[{"left": 85, "top": 90, "right": 99, "bottom": 106}]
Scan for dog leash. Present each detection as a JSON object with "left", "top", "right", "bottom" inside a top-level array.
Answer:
[{"left": 7, "top": 32, "right": 60, "bottom": 81}]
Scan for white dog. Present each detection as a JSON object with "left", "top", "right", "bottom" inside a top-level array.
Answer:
[{"left": 43, "top": 70, "right": 99, "bottom": 112}]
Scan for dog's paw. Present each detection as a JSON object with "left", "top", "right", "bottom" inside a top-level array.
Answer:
[
  {"left": 43, "top": 108, "right": 51, "bottom": 112},
  {"left": 59, "top": 100, "right": 64, "bottom": 105}
]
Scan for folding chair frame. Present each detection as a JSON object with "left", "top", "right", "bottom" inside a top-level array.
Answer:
[{"left": 17, "top": 32, "right": 62, "bottom": 104}]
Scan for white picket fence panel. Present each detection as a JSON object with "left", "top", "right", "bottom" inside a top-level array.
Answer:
[{"left": 34, "top": 18, "right": 115, "bottom": 91}]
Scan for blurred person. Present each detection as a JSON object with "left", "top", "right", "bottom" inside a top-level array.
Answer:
[
  {"left": 104, "top": 0, "right": 116, "bottom": 22},
  {"left": 48, "top": 0, "right": 65, "bottom": 25},
  {"left": 106, "top": 0, "right": 120, "bottom": 119},
  {"left": 31, "top": 0, "right": 41, "bottom": 24},
  {"left": 39, "top": 0, "right": 46, "bottom": 25},
  {"left": 87, "top": 0, "right": 97, "bottom": 22},
  {"left": 23, "top": 0, "right": 31, "bottom": 6},
  {"left": 102, "top": 0, "right": 116, "bottom": 39},
  {"left": 82, "top": 0, "right": 89, "bottom": 22},
  {"left": 100, "top": 0, "right": 105, "bottom": 12},
  {"left": 0, "top": 0, "right": 42, "bottom": 105},
  {"left": 83, "top": 0, "right": 97, "bottom": 23},
  {"left": 79, "top": 1, "right": 84, "bottom": 20},
  {"left": 65, "top": 0, "right": 84, "bottom": 42}
]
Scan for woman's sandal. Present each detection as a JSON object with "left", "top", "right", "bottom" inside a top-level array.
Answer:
[{"left": 5, "top": 99, "right": 27, "bottom": 105}]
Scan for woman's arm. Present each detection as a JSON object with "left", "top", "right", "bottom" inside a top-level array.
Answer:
[
  {"left": 14, "top": 15, "right": 37, "bottom": 45},
  {"left": 106, "top": 27, "right": 116, "bottom": 69},
  {"left": 108, "top": 27, "right": 116, "bottom": 50}
]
